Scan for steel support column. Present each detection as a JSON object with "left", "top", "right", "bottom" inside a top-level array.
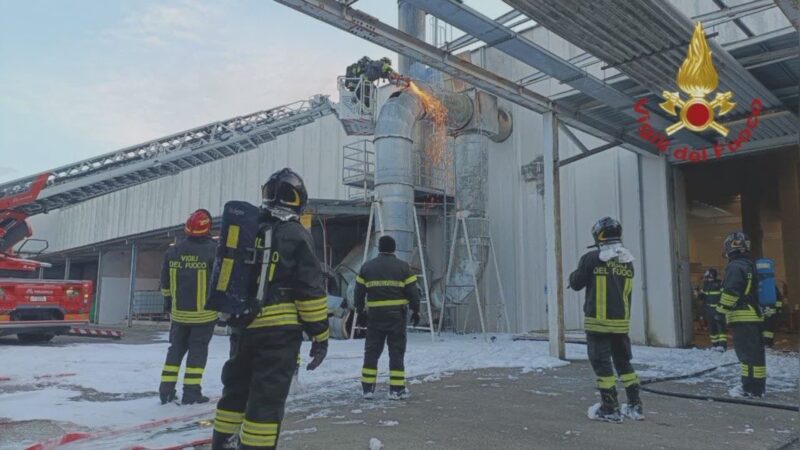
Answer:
[
  {"left": 95, "top": 250, "right": 103, "bottom": 324},
  {"left": 63, "top": 257, "right": 71, "bottom": 280},
  {"left": 127, "top": 243, "right": 138, "bottom": 328},
  {"left": 543, "top": 112, "right": 565, "bottom": 359}
]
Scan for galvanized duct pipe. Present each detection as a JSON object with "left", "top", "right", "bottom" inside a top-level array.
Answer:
[
  {"left": 373, "top": 90, "right": 425, "bottom": 262},
  {"left": 447, "top": 96, "right": 513, "bottom": 309},
  {"left": 398, "top": 1, "right": 426, "bottom": 74},
  {"left": 373, "top": 85, "right": 474, "bottom": 263}
]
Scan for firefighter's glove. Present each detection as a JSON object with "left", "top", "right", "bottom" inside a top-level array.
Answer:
[
  {"left": 763, "top": 307, "right": 776, "bottom": 318},
  {"left": 163, "top": 296, "right": 172, "bottom": 314},
  {"left": 358, "top": 310, "right": 368, "bottom": 323},
  {"left": 411, "top": 311, "right": 421, "bottom": 327},
  {"left": 306, "top": 339, "right": 328, "bottom": 371}
]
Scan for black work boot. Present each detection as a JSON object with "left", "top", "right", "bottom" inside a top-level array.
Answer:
[
  {"left": 181, "top": 387, "right": 210, "bottom": 405},
  {"left": 159, "top": 384, "right": 177, "bottom": 405},
  {"left": 591, "top": 388, "right": 622, "bottom": 423},
  {"left": 211, "top": 431, "right": 237, "bottom": 450},
  {"left": 622, "top": 384, "right": 644, "bottom": 420},
  {"left": 362, "top": 383, "right": 375, "bottom": 400},
  {"left": 388, "top": 386, "right": 410, "bottom": 400}
]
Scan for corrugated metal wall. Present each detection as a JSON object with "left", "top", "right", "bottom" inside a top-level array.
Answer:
[
  {"left": 473, "top": 25, "right": 682, "bottom": 346},
  {"left": 29, "top": 113, "right": 362, "bottom": 252}
]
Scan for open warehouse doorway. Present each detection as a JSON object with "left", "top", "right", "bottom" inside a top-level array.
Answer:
[{"left": 681, "top": 148, "right": 799, "bottom": 351}]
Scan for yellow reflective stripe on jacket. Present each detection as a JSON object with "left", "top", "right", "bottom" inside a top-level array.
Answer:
[
  {"left": 365, "top": 280, "right": 405, "bottom": 288},
  {"left": 367, "top": 299, "right": 409, "bottom": 308},
  {"left": 314, "top": 329, "right": 330, "bottom": 341},
  {"left": 296, "top": 297, "right": 328, "bottom": 322},
  {"left": 196, "top": 269, "right": 207, "bottom": 312},
  {"left": 595, "top": 275, "right": 607, "bottom": 320},
  {"left": 169, "top": 268, "right": 178, "bottom": 300},
  {"left": 161, "top": 288, "right": 171, "bottom": 296},
  {"left": 217, "top": 258, "right": 234, "bottom": 291},
  {"left": 719, "top": 292, "right": 738, "bottom": 308},
  {"left": 356, "top": 276, "right": 366, "bottom": 285},
  {"left": 726, "top": 305, "right": 762, "bottom": 324},
  {"left": 623, "top": 278, "right": 632, "bottom": 320},
  {"left": 170, "top": 309, "right": 217, "bottom": 324},
  {"left": 404, "top": 275, "right": 417, "bottom": 285},
  {"left": 584, "top": 317, "right": 630, "bottom": 333},
  {"left": 702, "top": 290, "right": 721, "bottom": 295},
  {"left": 248, "top": 302, "right": 300, "bottom": 329}
]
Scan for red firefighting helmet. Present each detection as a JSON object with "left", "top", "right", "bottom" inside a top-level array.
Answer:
[{"left": 185, "top": 209, "right": 212, "bottom": 237}]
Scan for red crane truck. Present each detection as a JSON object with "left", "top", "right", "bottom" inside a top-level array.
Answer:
[{"left": 0, "top": 174, "right": 94, "bottom": 343}]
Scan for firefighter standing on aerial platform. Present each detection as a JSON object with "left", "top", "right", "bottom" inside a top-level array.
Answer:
[
  {"left": 569, "top": 217, "right": 643, "bottom": 423},
  {"left": 344, "top": 56, "right": 402, "bottom": 108},
  {"left": 699, "top": 268, "right": 727, "bottom": 351},
  {"left": 355, "top": 235, "right": 420, "bottom": 400},
  {"left": 716, "top": 231, "right": 766, "bottom": 397},
  {"left": 211, "top": 168, "right": 329, "bottom": 450},
  {"left": 159, "top": 209, "right": 218, "bottom": 405}
]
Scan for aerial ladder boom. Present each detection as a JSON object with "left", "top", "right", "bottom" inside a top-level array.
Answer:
[{"left": 0, "top": 95, "right": 334, "bottom": 217}]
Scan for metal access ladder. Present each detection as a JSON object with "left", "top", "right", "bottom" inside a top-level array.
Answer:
[
  {"left": 0, "top": 96, "right": 335, "bottom": 217},
  {"left": 438, "top": 210, "right": 511, "bottom": 342},
  {"left": 350, "top": 202, "right": 436, "bottom": 341}
]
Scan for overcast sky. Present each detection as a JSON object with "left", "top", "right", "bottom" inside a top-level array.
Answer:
[{"left": 0, "top": 0, "right": 511, "bottom": 183}]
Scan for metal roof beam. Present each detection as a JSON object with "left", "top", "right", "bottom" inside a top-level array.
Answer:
[
  {"left": 443, "top": 10, "right": 525, "bottom": 52},
  {"left": 774, "top": 0, "right": 800, "bottom": 30},
  {"left": 404, "top": 0, "right": 711, "bottom": 149},
  {"left": 558, "top": 123, "right": 590, "bottom": 154},
  {"left": 669, "top": 134, "right": 799, "bottom": 164},
  {"left": 274, "top": 0, "right": 657, "bottom": 158},
  {"left": 559, "top": 141, "right": 622, "bottom": 167},
  {"left": 739, "top": 46, "right": 799, "bottom": 69}
]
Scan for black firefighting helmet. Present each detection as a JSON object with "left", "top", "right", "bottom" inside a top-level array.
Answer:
[
  {"left": 703, "top": 268, "right": 718, "bottom": 281},
  {"left": 723, "top": 231, "right": 750, "bottom": 258},
  {"left": 261, "top": 168, "right": 308, "bottom": 215},
  {"left": 591, "top": 216, "right": 622, "bottom": 246}
]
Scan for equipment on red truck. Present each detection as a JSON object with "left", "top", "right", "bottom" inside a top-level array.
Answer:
[{"left": 0, "top": 174, "right": 95, "bottom": 343}]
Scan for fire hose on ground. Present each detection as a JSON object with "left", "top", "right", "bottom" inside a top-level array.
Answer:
[{"left": 515, "top": 335, "right": 799, "bottom": 412}]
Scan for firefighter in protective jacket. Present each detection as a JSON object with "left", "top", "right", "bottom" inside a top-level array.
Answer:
[
  {"left": 355, "top": 235, "right": 420, "bottom": 400},
  {"left": 569, "top": 217, "right": 642, "bottom": 423},
  {"left": 212, "top": 168, "right": 329, "bottom": 450},
  {"left": 716, "top": 231, "right": 766, "bottom": 397},
  {"left": 699, "top": 268, "right": 727, "bottom": 351},
  {"left": 159, "top": 209, "right": 218, "bottom": 405}
]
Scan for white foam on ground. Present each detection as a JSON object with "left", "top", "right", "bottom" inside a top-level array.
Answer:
[{"left": 1, "top": 332, "right": 797, "bottom": 448}]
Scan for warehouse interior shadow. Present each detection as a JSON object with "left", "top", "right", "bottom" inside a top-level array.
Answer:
[{"left": 682, "top": 149, "right": 799, "bottom": 352}]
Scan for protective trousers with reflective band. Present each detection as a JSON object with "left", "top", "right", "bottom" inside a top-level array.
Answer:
[
  {"left": 704, "top": 305, "right": 728, "bottom": 347},
  {"left": 362, "top": 310, "right": 407, "bottom": 393},
  {"left": 762, "top": 314, "right": 778, "bottom": 346},
  {"left": 160, "top": 322, "right": 215, "bottom": 396},
  {"left": 586, "top": 332, "right": 639, "bottom": 398},
  {"left": 732, "top": 322, "right": 766, "bottom": 396},
  {"left": 213, "top": 329, "right": 301, "bottom": 450}
]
